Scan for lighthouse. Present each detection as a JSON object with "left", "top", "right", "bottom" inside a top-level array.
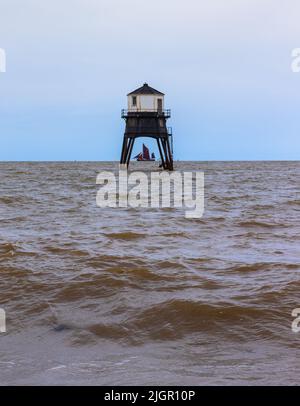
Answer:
[{"left": 120, "top": 83, "right": 174, "bottom": 170}]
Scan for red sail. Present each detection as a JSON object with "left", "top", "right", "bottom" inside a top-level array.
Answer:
[{"left": 143, "top": 144, "right": 150, "bottom": 160}]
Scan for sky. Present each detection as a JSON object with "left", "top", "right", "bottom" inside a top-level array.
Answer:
[{"left": 0, "top": 0, "right": 300, "bottom": 161}]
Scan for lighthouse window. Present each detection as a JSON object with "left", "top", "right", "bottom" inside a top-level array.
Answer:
[
  {"left": 132, "top": 96, "right": 137, "bottom": 106},
  {"left": 157, "top": 98, "right": 163, "bottom": 111}
]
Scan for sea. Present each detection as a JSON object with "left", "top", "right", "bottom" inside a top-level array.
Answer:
[{"left": 0, "top": 161, "right": 300, "bottom": 385}]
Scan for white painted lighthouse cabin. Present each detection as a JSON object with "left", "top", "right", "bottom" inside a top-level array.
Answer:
[{"left": 127, "top": 83, "right": 165, "bottom": 112}]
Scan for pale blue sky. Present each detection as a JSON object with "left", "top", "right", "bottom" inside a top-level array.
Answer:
[{"left": 0, "top": 0, "right": 299, "bottom": 160}]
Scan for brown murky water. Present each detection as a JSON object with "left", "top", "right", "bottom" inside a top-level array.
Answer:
[{"left": 0, "top": 161, "right": 300, "bottom": 385}]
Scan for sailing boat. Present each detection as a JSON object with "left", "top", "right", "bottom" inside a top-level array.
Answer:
[{"left": 134, "top": 144, "right": 155, "bottom": 161}]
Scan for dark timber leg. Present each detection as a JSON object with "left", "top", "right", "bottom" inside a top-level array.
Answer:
[
  {"left": 121, "top": 137, "right": 134, "bottom": 167},
  {"left": 165, "top": 137, "right": 174, "bottom": 171},
  {"left": 161, "top": 138, "right": 171, "bottom": 170},
  {"left": 156, "top": 138, "right": 166, "bottom": 169},
  {"left": 120, "top": 137, "right": 127, "bottom": 164},
  {"left": 122, "top": 108, "right": 173, "bottom": 171},
  {"left": 120, "top": 136, "right": 131, "bottom": 165},
  {"left": 126, "top": 138, "right": 135, "bottom": 167},
  {"left": 124, "top": 138, "right": 132, "bottom": 163},
  {"left": 121, "top": 134, "right": 171, "bottom": 170}
]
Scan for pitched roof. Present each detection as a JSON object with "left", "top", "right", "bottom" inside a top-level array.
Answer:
[{"left": 127, "top": 83, "right": 164, "bottom": 96}]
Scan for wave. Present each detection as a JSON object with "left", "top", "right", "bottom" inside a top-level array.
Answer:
[
  {"left": 44, "top": 245, "right": 90, "bottom": 257},
  {"left": 0, "top": 242, "right": 18, "bottom": 258},
  {"left": 238, "top": 220, "right": 286, "bottom": 228},
  {"left": 0, "top": 196, "right": 15, "bottom": 204},
  {"left": 0, "top": 242, "right": 38, "bottom": 260},
  {"left": 225, "top": 262, "right": 300, "bottom": 273},
  {"left": 81, "top": 299, "right": 278, "bottom": 343},
  {"left": 105, "top": 232, "right": 144, "bottom": 240}
]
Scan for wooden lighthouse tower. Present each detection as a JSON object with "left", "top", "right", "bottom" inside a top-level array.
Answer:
[{"left": 120, "top": 83, "right": 174, "bottom": 170}]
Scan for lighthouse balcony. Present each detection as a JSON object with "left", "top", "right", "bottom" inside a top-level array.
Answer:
[
  {"left": 124, "top": 128, "right": 169, "bottom": 137},
  {"left": 121, "top": 109, "right": 171, "bottom": 119}
]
